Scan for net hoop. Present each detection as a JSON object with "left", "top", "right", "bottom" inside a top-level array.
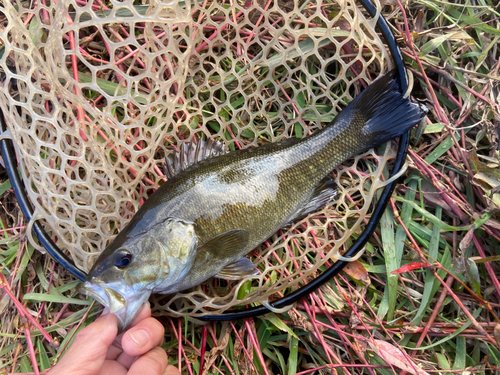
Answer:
[{"left": 0, "top": 0, "right": 410, "bottom": 319}]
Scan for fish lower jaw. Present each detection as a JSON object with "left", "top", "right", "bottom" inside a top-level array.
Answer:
[
  {"left": 80, "top": 281, "right": 151, "bottom": 332},
  {"left": 114, "top": 292, "right": 152, "bottom": 332}
]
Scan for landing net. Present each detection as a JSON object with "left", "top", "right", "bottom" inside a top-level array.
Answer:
[{"left": 0, "top": 0, "right": 405, "bottom": 317}]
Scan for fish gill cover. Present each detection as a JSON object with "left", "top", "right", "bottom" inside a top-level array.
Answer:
[{"left": 0, "top": 0, "right": 410, "bottom": 317}]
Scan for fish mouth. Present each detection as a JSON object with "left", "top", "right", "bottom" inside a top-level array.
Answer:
[
  {"left": 78, "top": 282, "right": 108, "bottom": 306},
  {"left": 79, "top": 281, "right": 150, "bottom": 332},
  {"left": 80, "top": 282, "right": 127, "bottom": 313}
]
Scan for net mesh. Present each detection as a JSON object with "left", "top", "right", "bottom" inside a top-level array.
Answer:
[{"left": 0, "top": 0, "right": 404, "bottom": 317}]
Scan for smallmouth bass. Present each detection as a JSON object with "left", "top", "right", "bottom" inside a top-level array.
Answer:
[{"left": 81, "top": 71, "right": 426, "bottom": 330}]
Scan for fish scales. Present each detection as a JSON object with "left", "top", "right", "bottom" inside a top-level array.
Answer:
[
  {"left": 81, "top": 71, "right": 426, "bottom": 330},
  {"left": 127, "top": 109, "right": 365, "bottom": 250}
]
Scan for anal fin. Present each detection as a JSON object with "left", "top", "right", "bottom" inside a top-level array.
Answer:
[
  {"left": 215, "top": 257, "right": 259, "bottom": 280},
  {"left": 292, "top": 176, "right": 337, "bottom": 221}
]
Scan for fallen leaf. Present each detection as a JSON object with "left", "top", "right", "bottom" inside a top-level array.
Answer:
[
  {"left": 369, "top": 340, "right": 429, "bottom": 375},
  {"left": 459, "top": 225, "right": 475, "bottom": 251},
  {"left": 391, "top": 262, "right": 433, "bottom": 274},
  {"left": 343, "top": 260, "right": 370, "bottom": 285},
  {"left": 494, "top": 324, "right": 500, "bottom": 346},
  {"left": 349, "top": 309, "right": 364, "bottom": 329},
  {"left": 202, "top": 325, "right": 231, "bottom": 375}
]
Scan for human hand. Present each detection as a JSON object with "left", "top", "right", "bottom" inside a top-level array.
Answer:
[{"left": 48, "top": 303, "right": 180, "bottom": 375}]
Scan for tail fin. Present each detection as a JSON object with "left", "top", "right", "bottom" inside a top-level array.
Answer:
[{"left": 336, "top": 70, "right": 426, "bottom": 150}]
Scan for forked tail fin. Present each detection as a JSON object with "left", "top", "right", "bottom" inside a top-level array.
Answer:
[{"left": 332, "top": 70, "right": 427, "bottom": 152}]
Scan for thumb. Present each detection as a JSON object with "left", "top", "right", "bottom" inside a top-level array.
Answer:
[{"left": 49, "top": 313, "right": 118, "bottom": 375}]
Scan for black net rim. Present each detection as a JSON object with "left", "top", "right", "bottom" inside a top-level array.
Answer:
[{"left": 0, "top": 0, "right": 409, "bottom": 321}]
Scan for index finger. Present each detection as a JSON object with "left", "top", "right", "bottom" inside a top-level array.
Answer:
[{"left": 49, "top": 313, "right": 118, "bottom": 375}]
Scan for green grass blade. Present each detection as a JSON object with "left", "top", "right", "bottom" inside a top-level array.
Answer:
[
  {"left": 435, "top": 352, "right": 451, "bottom": 370},
  {"left": 419, "top": 33, "right": 454, "bottom": 56},
  {"left": 395, "top": 178, "right": 418, "bottom": 263},
  {"left": 287, "top": 336, "right": 298, "bottom": 375},
  {"left": 412, "top": 206, "right": 443, "bottom": 325},
  {"left": 407, "top": 308, "right": 482, "bottom": 350},
  {"left": 19, "top": 356, "right": 32, "bottom": 372},
  {"left": 266, "top": 313, "right": 299, "bottom": 339},
  {"left": 453, "top": 336, "right": 466, "bottom": 370},
  {"left": 393, "top": 197, "right": 470, "bottom": 231},
  {"left": 0, "top": 179, "right": 12, "bottom": 196},
  {"left": 13, "top": 244, "right": 34, "bottom": 284},
  {"left": 446, "top": 6, "right": 500, "bottom": 36},
  {"left": 258, "top": 36, "right": 347, "bottom": 68},
  {"left": 23, "top": 293, "right": 92, "bottom": 305},
  {"left": 37, "top": 339, "right": 51, "bottom": 371},
  {"left": 408, "top": 221, "right": 448, "bottom": 249},
  {"left": 68, "top": 70, "right": 149, "bottom": 105},
  {"left": 380, "top": 205, "right": 397, "bottom": 321},
  {"left": 424, "top": 133, "right": 461, "bottom": 165}
]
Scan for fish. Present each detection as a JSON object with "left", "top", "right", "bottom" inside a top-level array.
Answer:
[{"left": 80, "top": 70, "right": 426, "bottom": 330}]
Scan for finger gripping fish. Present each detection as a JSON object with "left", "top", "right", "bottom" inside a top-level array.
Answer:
[{"left": 81, "top": 71, "right": 426, "bottom": 330}]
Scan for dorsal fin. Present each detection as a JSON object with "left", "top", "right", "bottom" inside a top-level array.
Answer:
[{"left": 164, "top": 138, "right": 227, "bottom": 179}]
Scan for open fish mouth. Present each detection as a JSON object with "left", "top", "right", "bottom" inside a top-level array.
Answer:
[
  {"left": 79, "top": 282, "right": 127, "bottom": 314},
  {"left": 79, "top": 282, "right": 108, "bottom": 306},
  {"left": 78, "top": 281, "right": 151, "bottom": 332}
]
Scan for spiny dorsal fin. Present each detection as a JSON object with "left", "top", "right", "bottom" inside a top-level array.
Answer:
[
  {"left": 215, "top": 256, "right": 260, "bottom": 280},
  {"left": 164, "top": 138, "right": 227, "bottom": 179}
]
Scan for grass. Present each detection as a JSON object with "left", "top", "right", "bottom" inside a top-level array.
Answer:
[{"left": 1, "top": 0, "right": 500, "bottom": 374}]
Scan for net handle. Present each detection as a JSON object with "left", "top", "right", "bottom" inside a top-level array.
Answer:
[{"left": 0, "top": 0, "right": 410, "bottom": 316}]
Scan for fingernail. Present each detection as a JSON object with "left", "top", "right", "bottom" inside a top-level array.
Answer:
[{"left": 129, "top": 329, "right": 150, "bottom": 348}]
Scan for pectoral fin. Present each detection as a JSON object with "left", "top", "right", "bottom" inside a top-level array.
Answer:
[
  {"left": 215, "top": 257, "right": 259, "bottom": 280},
  {"left": 196, "top": 229, "right": 249, "bottom": 262}
]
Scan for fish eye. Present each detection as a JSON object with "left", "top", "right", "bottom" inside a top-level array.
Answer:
[{"left": 114, "top": 250, "right": 132, "bottom": 269}]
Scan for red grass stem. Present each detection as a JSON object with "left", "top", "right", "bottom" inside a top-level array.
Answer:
[
  {"left": 244, "top": 319, "right": 269, "bottom": 375},
  {"left": 24, "top": 323, "right": 40, "bottom": 375},
  {"left": 413, "top": 275, "right": 454, "bottom": 351},
  {"left": 229, "top": 322, "right": 260, "bottom": 374},
  {"left": 199, "top": 325, "right": 207, "bottom": 374},
  {"left": 0, "top": 273, "right": 54, "bottom": 344},
  {"left": 295, "top": 364, "right": 391, "bottom": 375},
  {"left": 472, "top": 234, "right": 500, "bottom": 303}
]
